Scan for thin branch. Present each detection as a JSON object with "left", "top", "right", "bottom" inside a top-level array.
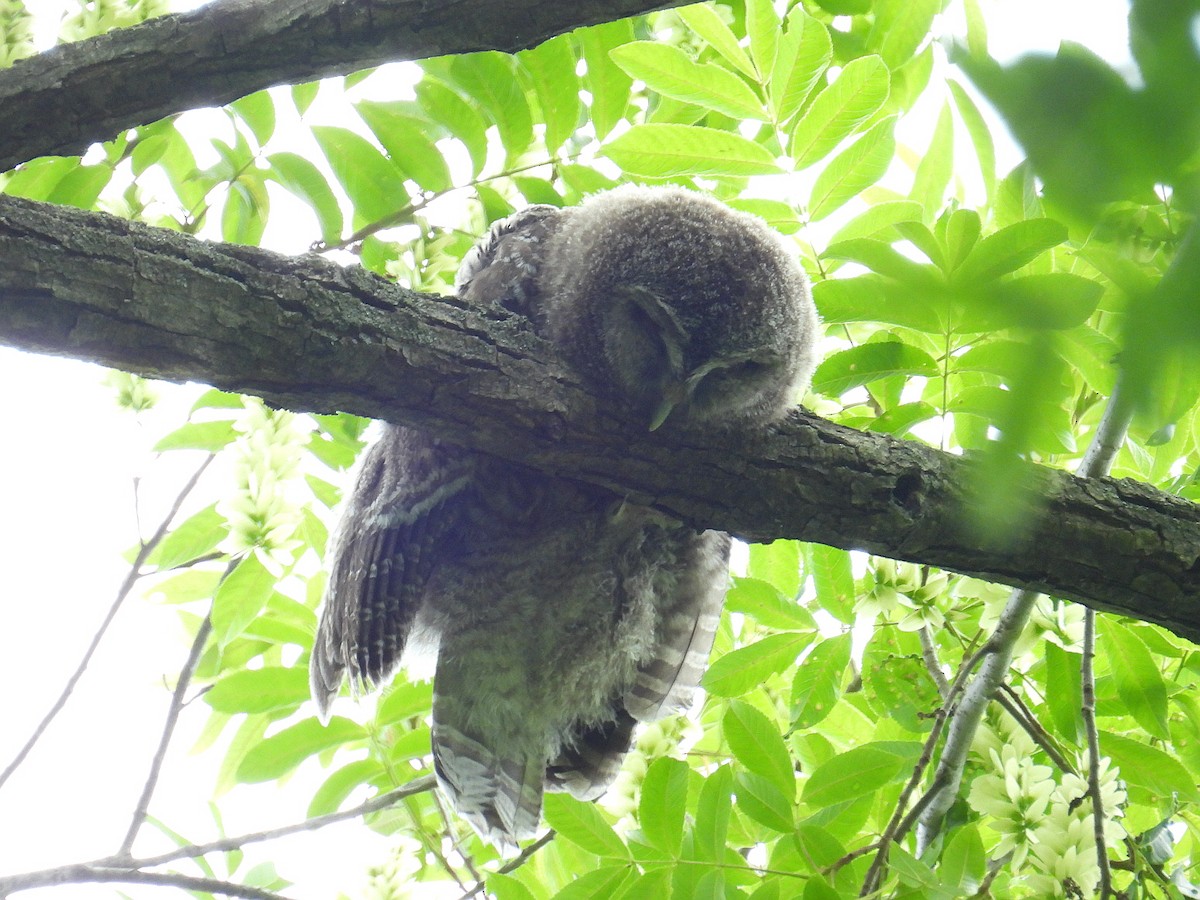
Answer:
[
  {"left": 0, "top": 863, "right": 291, "bottom": 899},
  {"left": 5, "top": 194, "right": 1200, "bottom": 639},
  {"left": 1, "top": 778, "right": 439, "bottom": 897},
  {"left": 913, "top": 377, "right": 1134, "bottom": 855},
  {"left": 0, "top": 454, "right": 215, "bottom": 793},
  {"left": 119, "top": 585, "right": 222, "bottom": 855},
  {"left": 102, "top": 776, "right": 437, "bottom": 869},
  {"left": 1083, "top": 609, "right": 1114, "bottom": 897},
  {"left": 859, "top": 640, "right": 989, "bottom": 894},
  {"left": 994, "top": 688, "right": 1075, "bottom": 776},
  {"left": 456, "top": 830, "right": 557, "bottom": 900},
  {"left": 919, "top": 626, "right": 951, "bottom": 697}
]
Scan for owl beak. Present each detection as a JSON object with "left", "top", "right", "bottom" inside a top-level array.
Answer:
[{"left": 648, "top": 381, "right": 688, "bottom": 431}]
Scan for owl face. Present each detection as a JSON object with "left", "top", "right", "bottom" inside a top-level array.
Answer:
[{"left": 542, "top": 186, "right": 818, "bottom": 430}]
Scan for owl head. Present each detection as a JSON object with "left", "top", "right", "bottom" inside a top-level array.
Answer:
[{"left": 541, "top": 185, "right": 818, "bottom": 429}]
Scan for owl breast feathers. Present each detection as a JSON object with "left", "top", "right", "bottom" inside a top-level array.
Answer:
[{"left": 310, "top": 185, "right": 818, "bottom": 847}]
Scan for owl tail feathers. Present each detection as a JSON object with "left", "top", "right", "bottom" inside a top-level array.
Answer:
[
  {"left": 309, "top": 627, "right": 348, "bottom": 725},
  {"left": 546, "top": 709, "right": 637, "bottom": 801},
  {"left": 432, "top": 723, "right": 543, "bottom": 850}
]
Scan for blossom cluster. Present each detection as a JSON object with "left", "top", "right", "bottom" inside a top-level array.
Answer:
[
  {"left": 217, "top": 399, "right": 307, "bottom": 573},
  {"left": 968, "top": 725, "right": 1126, "bottom": 898}
]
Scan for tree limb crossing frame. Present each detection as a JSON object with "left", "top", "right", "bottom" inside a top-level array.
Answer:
[
  {"left": 2, "top": 195, "right": 1199, "bottom": 640},
  {"left": 0, "top": 0, "right": 1198, "bottom": 639}
]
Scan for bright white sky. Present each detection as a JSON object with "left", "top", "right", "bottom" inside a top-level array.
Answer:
[{"left": 0, "top": 1, "right": 1135, "bottom": 897}]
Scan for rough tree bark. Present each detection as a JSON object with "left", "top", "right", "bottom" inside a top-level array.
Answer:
[
  {"left": 0, "top": 0, "right": 675, "bottom": 172},
  {"left": 3, "top": 194, "right": 1199, "bottom": 641}
]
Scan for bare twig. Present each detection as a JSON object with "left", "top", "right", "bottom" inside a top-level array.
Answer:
[
  {"left": 118, "top": 600, "right": 217, "bottom": 856},
  {"left": 994, "top": 687, "right": 1075, "bottom": 776},
  {"left": 110, "top": 775, "right": 437, "bottom": 868},
  {"left": 0, "top": 454, "right": 215, "bottom": 793},
  {"left": 1082, "top": 609, "right": 1113, "bottom": 897},
  {"left": 913, "top": 377, "right": 1133, "bottom": 855},
  {"left": 858, "top": 642, "right": 989, "bottom": 893},
  {"left": 0, "top": 863, "right": 291, "bottom": 899},
  {"left": 1, "top": 778, "right": 438, "bottom": 896},
  {"left": 456, "top": 830, "right": 557, "bottom": 900}
]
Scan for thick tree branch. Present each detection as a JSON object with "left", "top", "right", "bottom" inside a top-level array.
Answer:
[
  {"left": 0, "top": 0, "right": 675, "bottom": 173},
  {"left": 2, "top": 195, "right": 1200, "bottom": 639}
]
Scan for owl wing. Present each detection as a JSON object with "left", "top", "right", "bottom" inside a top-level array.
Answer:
[
  {"left": 542, "top": 531, "right": 734, "bottom": 809},
  {"left": 310, "top": 425, "right": 474, "bottom": 720},
  {"left": 625, "top": 530, "right": 732, "bottom": 722}
]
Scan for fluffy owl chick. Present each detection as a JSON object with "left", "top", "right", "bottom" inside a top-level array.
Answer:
[{"left": 310, "top": 186, "right": 818, "bottom": 848}]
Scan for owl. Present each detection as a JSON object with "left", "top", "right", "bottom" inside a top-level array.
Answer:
[{"left": 310, "top": 185, "right": 819, "bottom": 847}]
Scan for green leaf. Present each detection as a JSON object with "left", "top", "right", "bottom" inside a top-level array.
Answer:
[
  {"left": 292, "top": 82, "right": 319, "bottom": 115},
  {"left": 943, "top": 208, "right": 982, "bottom": 270},
  {"left": 868, "top": 401, "right": 939, "bottom": 436},
  {"left": 267, "top": 151, "right": 343, "bottom": 244},
  {"left": 802, "top": 744, "right": 910, "bottom": 807},
  {"left": 543, "top": 794, "right": 629, "bottom": 858},
  {"left": 615, "top": 868, "right": 672, "bottom": 900},
  {"left": 724, "top": 577, "right": 816, "bottom": 631},
  {"left": 953, "top": 218, "right": 1067, "bottom": 284},
  {"left": 153, "top": 420, "right": 237, "bottom": 452},
  {"left": 702, "top": 632, "right": 810, "bottom": 697},
  {"left": 823, "top": 238, "right": 942, "bottom": 287},
  {"left": 745, "top": 0, "right": 780, "bottom": 77},
  {"left": 812, "top": 341, "right": 939, "bottom": 396},
  {"left": 747, "top": 540, "right": 801, "bottom": 598},
  {"left": 603, "top": 124, "right": 781, "bottom": 177},
  {"left": 221, "top": 176, "right": 268, "bottom": 246},
  {"left": 734, "top": 771, "right": 794, "bottom": 832},
  {"left": 888, "top": 845, "right": 945, "bottom": 896},
  {"left": 487, "top": 873, "right": 538, "bottom": 900},
  {"left": 212, "top": 554, "right": 277, "bottom": 647},
  {"left": 205, "top": 666, "right": 310, "bottom": 715},
  {"left": 808, "top": 116, "right": 897, "bottom": 221},
  {"left": 723, "top": 700, "right": 794, "bottom": 798},
  {"left": 610, "top": 42, "right": 763, "bottom": 120},
  {"left": 147, "top": 504, "right": 226, "bottom": 570},
  {"left": 415, "top": 76, "right": 489, "bottom": 176},
  {"left": 792, "top": 634, "right": 852, "bottom": 729},
  {"left": 868, "top": 0, "right": 939, "bottom": 70},
  {"left": 375, "top": 679, "right": 434, "bottom": 725},
  {"left": 769, "top": 10, "right": 831, "bottom": 123},
  {"left": 940, "top": 824, "right": 986, "bottom": 895},
  {"left": 551, "top": 866, "right": 634, "bottom": 899},
  {"left": 1043, "top": 642, "right": 1083, "bottom": 742},
  {"left": 828, "top": 200, "right": 924, "bottom": 244},
  {"left": 808, "top": 545, "right": 856, "bottom": 622},
  {"left": 813, "top": 275, "right": 943, "bottom": 333},
  {"left": 1103, "top": 621, "right": 1171, "bottom": 740},
  {"left": 146, "top": 569, "right": 222, "bottom": 605},
  {"left": 1099, "top": 731, "right": 1200, "bottom": 803},
  {"left": 893, "top": 221, "right": 946, "bottom": 270},
  {"left": 948, "top": 79, "right": 996, "bottom": 202},
  {"left": 970, "top": 273, "right": 1104, "bottom": 331},
  {"left": 639, "top": 757, "right": 688, "bottom": 856},
  {"left": 237, "top": 717, "right": 367, "bottom": 783},
  {"left": 694, "top": 766, "right": 733, "bottom": 861},
  {"left": 676, "top": 4, "right": 756, "bottom": 78},
  {"left": 581, "top": 20, "right": 635, "bottom": 139},
  {"left": 230, "top": 90, "right": 276, "bottom": 146},
  {"left": 355, "top": 101, "right": 451, "bottom": 193},
  {"left": 311, "top": 125, "right": 408, "bottom": 225},
  {"left": 909, "top": 100, "right": 954, "bottom": 213},
  {"left": 519, "top": 34, "right": 582, "bottom": 153},
  {"left": 46, "top": 163, "right": 112, "bottom": 210},
  {"left": 448, "top": 52, "right": 533, "bottom": 163},
  {"left": 790, "top": 55, "right": 890, "bottom": 168}
]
